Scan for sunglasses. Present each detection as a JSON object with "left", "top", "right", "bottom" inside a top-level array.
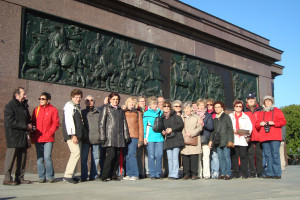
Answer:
[
  {"left": 85, "top": 99, "right": 94, "bottom": 102},
  {"left": 174, "top": 106, "right": 181, "bottom": 108},
  {"left": 163, "top": 105, "right": 171, "bottom": 108},
  {"left": 39, "top": 98, "right": 47, "bottom": 101},
  {"left": 207, "top": 104, "right": 213, "bottom": 106}
]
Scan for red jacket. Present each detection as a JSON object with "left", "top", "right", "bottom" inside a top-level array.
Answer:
[
  {"left": 31, "top": 104, "right": 59, "bottom": 143},
  {"left": 244, "top": 103, "right": 262, "bottom": 142},
  {"left": 255, "top": 107, "right": 286, "bottom": 142}
]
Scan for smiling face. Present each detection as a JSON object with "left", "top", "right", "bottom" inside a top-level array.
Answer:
[
  {"left": 138, "top": 98, "right": 146, "bottom": 108},
  {"left": 173, "top": 103, "right": 182, "bottom": 113},
  {"left": 110, "top": 95, "right": 119, "bottom": 106},
  {"left": 72, "top": 95, "right": 82, "bottom": 105},
  {"left": 198, "top": 102, "right": 206, "bottom": 112},
  {"left": 184, "top": 105, "right": 192, "bottom": 116},
  {"left": 39, "top": 95, "right": 49, "bottom": 106},
  {"left": 246, "top": 98, "right": 256, "bottom": 107},
  {"left": 264, "top": 99, "right": 273, "bottom": 107},
  {"left": 127, "top": 100, "right": 135, "bottom": 110},
  {"left": 214, "top": 103, "right": 223, "bottom": 114},
  {"left": 234, "top": 103, "right": 243, "bottom": 113},
  {"left": 206, "top": 101, "right": 214, "bottom": 111}
]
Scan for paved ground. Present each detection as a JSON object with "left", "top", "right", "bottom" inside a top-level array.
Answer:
[{"left": 0, "top": 166, "right": 300, "bottom": 200}]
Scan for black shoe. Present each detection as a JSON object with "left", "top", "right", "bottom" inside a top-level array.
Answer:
[
  {"left": 139, "top": 174, "right": 145, "bottom": 179},
  {"left": 257, "top": 173, "right": 263, "bottom": 178},
  {"left": 156, "top": 177, "right": 161, "bottom": 180},
  {"left": 111, "top": 176, "right": 121, "bottom": 181},
  {"left": 233, "top": 174, "right": 240, "bottom": 179},
  {"left": 80, "top": 178, "right": 88, "bottom": 182},
  {"left": 264, "top": 175, "right": 274, "bottom": 179},
  {"left": 249, "top": 173, "right": 256, "bottom": 178},
  {"left": 274, "top": 176, "right": 281, "bottom": 179},
  {"left": 63, "top": 177, "right": 78, "bottom": 184},
  {"left": 242, "top": 176, "right": 248, "bottom": 179},
  {"left": 73, "top": 177, "right": 80, "bottom": 182}
]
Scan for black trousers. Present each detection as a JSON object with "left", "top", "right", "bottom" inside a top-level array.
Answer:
[
  {"left": 248, "top": 141, "right": 263, "bottom": 175},
  {"left": 102, "top": 147, "right": 120, "bottom": 180},
  {"left": 4, "top": 147, "right": 27, "bottom": 181},
  {"left": 182, "top": 154, "right": 199, "bottom": 177},
  {"left": 232, "top": 146, "right": 248, "bottom": 177}
]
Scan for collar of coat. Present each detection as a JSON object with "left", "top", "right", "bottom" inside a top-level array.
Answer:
[
  {"left": 13, "top": 98, "right": 29, "bottom": 108},
  {"left": 107, "top": 104, "right": 121, "bottom": 110},
  {"left": 262, "top": 104, "right": 275, "bottom": 112},
  {"left": 161, "top": 109, "right": 176, "bottom": 119},
  {"left": 124, "top": 108, "right": 138, "bottom": 113}
]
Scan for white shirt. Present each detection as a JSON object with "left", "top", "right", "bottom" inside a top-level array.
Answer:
[
  {"left": 229, "top": 112, "right": 253, "bottom": 146},
  {"left": 63, "top": 101, "right": 76, "bottom": 136}
]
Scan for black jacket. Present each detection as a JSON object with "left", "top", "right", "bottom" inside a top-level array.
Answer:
[
  {"left": 99, "top": 104, "right": 129, "bottom": 147},
  {"left": 4, "top": 99, "right": 31, "bottom": 148},
  {"left": 162, "top": 110, "right": 184, "bottom": 150},
  {"left": 210, "top": 112, "right": 234, "bottom": 148},
  {"left": 200, "top": 112, "right": 214, "bottom": 144}
]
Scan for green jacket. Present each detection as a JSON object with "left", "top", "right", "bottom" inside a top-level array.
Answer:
[{"left": 210, "top": 113, "right": 234, "bottom": 148}]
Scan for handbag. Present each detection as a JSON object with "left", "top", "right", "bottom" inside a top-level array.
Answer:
[
  {"left": 183, "top": 118, "right": 198, "bottom": 146},
  {"left": 152, "top": 111, "right": 165, "bottom": 132}
]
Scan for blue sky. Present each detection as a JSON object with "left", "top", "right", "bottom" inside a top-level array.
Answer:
[{"left": 180, "top": 0, "right": 300, "bottom": 108}]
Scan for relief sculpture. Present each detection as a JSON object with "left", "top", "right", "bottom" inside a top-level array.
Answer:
[{"left": 20, "top": 10, "right": 258, "bottom": 108}]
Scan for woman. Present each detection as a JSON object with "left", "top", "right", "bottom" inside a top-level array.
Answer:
[
  {"left": 123, "top": 97, "right": 144, "bottom": 181},
  {"left": 172, "top": 100, "right": 183, "bottom": 116},
  {"left": 209, "top": 101, "right": 234, "bottom": 180},
  {"left": 229, "top": 100, "right": 252, "bottom": 178},
  {"left": 143, "top": 96, "right": 164, "bottom": 179},
  {"left": 161, "top": 102, "right": 184, "bottom": 179},
  {"left": 206, "top": 99, "right": 219, "bottom": 179},
  {"left": 256, "top": 96, "right": 286, "bottom": 179},
  {"left": 31, "top": 92, "right": 59, "bottom": 183},
  {"left": 99, "top": 92, "right": 130, "bottom": 182},
  {"left": 181, "top": 102, "right": 203, "bottom": 180},
  {"left": 196, "top": 99, "right": 214, "bottom": 179}
]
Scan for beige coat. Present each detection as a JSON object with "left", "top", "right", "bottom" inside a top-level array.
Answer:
[{"left": 181, "top": 113, "right": 203, "bottom": 155}]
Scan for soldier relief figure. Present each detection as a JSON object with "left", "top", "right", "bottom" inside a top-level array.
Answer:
[{"left": 21, "top": 14, "right": 164, "bottom": 97}]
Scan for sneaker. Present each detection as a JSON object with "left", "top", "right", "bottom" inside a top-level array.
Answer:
[
  {"left": 48, "top": 178, "right": 55, "bottom": 183},
  {"left": 38, "top": 179, "right": 46, "bottom": 183},
  {"left": 63, "top": 177, "right": 78, "bottom": 184},
  {"left": 129, "top": 177, "right": 139, "bottom": 181},
  {"left": 274, "top": 176, "right": 281, "bottom": 179},
  {"left": 123, "top": 176, "right": 131, "bottom": 180}
]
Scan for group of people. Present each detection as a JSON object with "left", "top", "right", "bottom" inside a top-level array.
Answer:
[{"left": 3, "top": 87, "right": 286, "bottom": 185}]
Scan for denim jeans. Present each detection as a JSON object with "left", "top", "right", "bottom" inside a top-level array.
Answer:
[
  {"left": 210, "top": 148, "right": 219, "bottom": 178},
  {"left": 125, "top": 138, "right": 139, "bottom": 177},
  {"left": 166, "top": 147, "right": 180, "bottom": 178},
  {"left": 262, "top": 141, "right": 281, "bottom": 177},
  {"left": 217, "top": 147, "right": 231, "bottom": 176},
  {"left": 147, "top": 142, "right": 164, "bottom": 178},
  {"left": 81, "top": 143, "right": 99, "bottom": 179},
  {"left": 35, "top": 142, "right": 54, "bottom": 180}
]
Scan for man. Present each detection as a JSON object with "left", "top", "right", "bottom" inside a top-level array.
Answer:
[
  {"left": 3, "top": 87, "right": 32, "bottom": 185},
  {"left": 62, "top": 89, "right": 85, "bottom": 184},
  {"left": 81, "top": 95, "right": 101, "bottom": 182},
  {"left": 243, "top": 93, "right": 263, "bottom": 178},
  {"left": 31, "top": 92, "right": 59, "bottom": 183},
  {"left": 157, "top": 96, "right": 165, "bottom": 110}
]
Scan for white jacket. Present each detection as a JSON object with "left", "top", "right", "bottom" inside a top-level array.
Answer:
[{"left": 229, "top": 112, "right": 253, "bottom": 146}]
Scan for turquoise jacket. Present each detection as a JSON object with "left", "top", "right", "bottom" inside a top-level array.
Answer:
[{"left": 143, "top": 108, "right": 164, "bottom": 142}]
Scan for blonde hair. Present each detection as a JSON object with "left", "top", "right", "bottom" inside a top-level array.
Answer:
[
  {"left": 124, "top": 97, "right": 138, "bottom": 109},
  {"left": 147, "top": 96, "right": 158, "bottom": 106},
  {"left": 196, "top": 98, "right": 206, "bottom": 107},
  {"left": 206, "top": 98, "right": 214, "bottom": 104}
]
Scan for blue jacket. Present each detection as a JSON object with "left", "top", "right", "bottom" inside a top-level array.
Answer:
[{"left": 143, "top": 108, "right": 164, "bottom": 142}]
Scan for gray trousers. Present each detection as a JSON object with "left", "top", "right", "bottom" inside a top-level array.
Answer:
[{"left": 4, "top": 147, "right": 27, "bottom": 181}]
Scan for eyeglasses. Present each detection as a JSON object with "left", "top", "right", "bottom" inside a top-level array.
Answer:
[
  {"left": 207, "top": 104, "right": 213, "bottom": 106},
  {"left": 163, "top": 106, "right": 171, "bottom": 108},
  {"left": 235, "top": 105, "right": 243, "bottom": 108},
  {"left": 85, "top": 99, "right": 94, "bottom": 102},
  {"left": 39, "top": 98, "right": 47, "bottom": 101},
  {"left": 214, "top": 106, "right": 221, "bottom": 109},
  {"left": 174, "top": 106, "right": 181, "bottom": 108}
]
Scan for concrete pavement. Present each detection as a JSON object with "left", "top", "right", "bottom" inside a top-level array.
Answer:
[{"left": 1, "top": 166, "right": 300, "bottom": 200}]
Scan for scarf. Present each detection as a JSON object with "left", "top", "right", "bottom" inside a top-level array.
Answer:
[
  {"left": 196, "top": 108, "right": 206, "bottom": 120},
  {"left": 234, "top": 112, "right": 242, "bottom": 131},
  {"left": 262, "top": 104, "right": 275, "bottom": 112},
  {"left": 69, "top": 100, "right": 81, "bottom": 115}
]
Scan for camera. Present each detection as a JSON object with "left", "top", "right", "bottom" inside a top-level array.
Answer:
[{"left": 264, "top": 122, "right": 271, "bottom": 133}]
